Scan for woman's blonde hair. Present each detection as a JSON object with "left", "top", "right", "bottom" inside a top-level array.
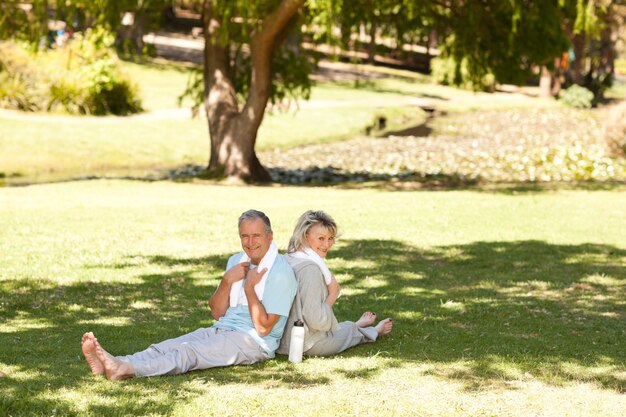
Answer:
[{"left": 287, "top": 210, "right": 338, "bottom": 253}]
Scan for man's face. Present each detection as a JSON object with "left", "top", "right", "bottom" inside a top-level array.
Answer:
[{"left": 239, "top": 218, "right": 273, "bottom": 264}]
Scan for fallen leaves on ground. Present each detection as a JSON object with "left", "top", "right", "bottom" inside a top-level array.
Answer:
[{"left": 260, "top": 108, "right": 626, "bottom": 185}]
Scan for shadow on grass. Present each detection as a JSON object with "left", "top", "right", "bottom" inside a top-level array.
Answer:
[
  {"left": 383, "top": 120, "right": 433, "bottom": 138},
  {"left": 266, "top": 166, "right": 479, "bottom": 187},
  {"left": 1, "top": 240, "right": 625, "bottom": 414},
  {"left": 325, "top": 179, "right": 626, "bottom": 193},
  {"left": 331, "top": 239, "right": 626, "bottom": 392}
]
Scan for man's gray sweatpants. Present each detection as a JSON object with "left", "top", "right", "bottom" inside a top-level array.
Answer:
[
  {"left": 304, "top": 321, "right": 378, "bottom": 357},
  {"left": 116, "top": 327, "right": 270, "bottom": 377}
]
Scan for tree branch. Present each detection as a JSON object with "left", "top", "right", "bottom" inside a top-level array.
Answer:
[{"left": 242, "top": 0, "right": 305, "bottom": 128}]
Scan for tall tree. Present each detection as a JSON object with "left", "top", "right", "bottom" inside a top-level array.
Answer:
[{"left": 201, "top": 0, "right": 307, "bottom": 181}]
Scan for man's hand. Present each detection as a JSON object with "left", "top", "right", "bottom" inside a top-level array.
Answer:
[
  {"left": 223, "top": 262, "right": 250, "bottom": 285},
  {"left": 325, "top": 276, "right": 341, "bottom": 307},
  {"left": 244, "top": 267, "right": 268, "bottom": 291},
  {"left": 209, "top": 261, "right": 250, "bottom": 320},
  {"left": 243, "top": 267, "right": 279, "bottom": 337}
]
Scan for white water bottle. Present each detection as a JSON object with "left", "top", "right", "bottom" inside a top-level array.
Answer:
[{"left": 288, "top": 319, "right": 305, "bottom": 363}]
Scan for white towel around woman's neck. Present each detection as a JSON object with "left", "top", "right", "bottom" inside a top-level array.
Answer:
[
  {"left": 229, "top": 241, "right": 278, "bottom": 307},
  {"left": 288, "top": 248, "right": 333, "bottom": 285}
]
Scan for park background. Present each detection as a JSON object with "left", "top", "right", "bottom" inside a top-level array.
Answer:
[{"left": 1, "top": 1, "right": 625, "bottom": 416}]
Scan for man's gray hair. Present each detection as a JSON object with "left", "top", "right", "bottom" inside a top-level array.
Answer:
[
  {"left": 287, "top": 210, "right": 338, "bottom": 253},
  {"left": 238, "top": 209, "right": 272, "bottom": 233}
]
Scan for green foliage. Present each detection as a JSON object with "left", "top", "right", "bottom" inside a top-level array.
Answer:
[
  {"left": 0, "top": 44, "right": 47, "bottom": 111},
  {"left": 432, "top": 0, "right": 570, "bottom": 88},
  {"left": 0, "top": 0, "right": 48, "bottom": 43},
  {"left": 431, "top": 54, "right": 495, "bottom": 92},
  {"left": 574, "top": 0, "right": 601, "bottom": 36},
  {"left": 334, "top": 0, "right": 428, "bottom": 53},
  {"left": 80, "top": 58, "right": 143, "bottom": 115},
  {"left": 558, "top": 84, "right": 594, "bottom": 108},
  {"left": 177, "top": 68, "right": 203, "bottom": 116},
  {"left": 269, "top": 46, "right": 313, "bottom": 106},
  {"left": 178, "top": 32, "right": 313, "bottom": 112},
  {"left": 0, "top": 29, "right": 142, "bottom": 115}
]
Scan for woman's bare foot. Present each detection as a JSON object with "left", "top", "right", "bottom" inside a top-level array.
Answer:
[
  {"left": 81, "top": 332, "right": 104, "bottom": 375},
  {"left": 355, "top": 311, "right": 377, "bottom": 328},
  {"left": 93, "top": 339, "right": 136, "bottom": 381},
  {"left": 375, "top": 318, "right": 393, "bottom": 336}
]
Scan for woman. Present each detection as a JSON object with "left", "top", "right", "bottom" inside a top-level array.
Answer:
[{"left": 277, "top": 210, "right": 392, "bottom": 357}]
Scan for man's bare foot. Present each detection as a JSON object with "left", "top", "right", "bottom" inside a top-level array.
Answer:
[
  {"left": 355, "top": 311, "right": 377, "bottom": 328},
  {"left": 81, "top": 332, "right": 104, "bottom": 375},
  {"left": 0, "top": 370, "right": 6, "bottom": 377},
  {"left": 93, "top": 339, "right": 136, "bottom": 381},
  {"left": 375, "top": 318, "right": 393, "bottom": 336}
]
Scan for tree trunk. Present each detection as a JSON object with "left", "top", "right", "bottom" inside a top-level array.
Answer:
[
  {"left": 551, "top": 60, "right": 563, "bottom": 97},
  {"left": 207, "top": 115, "right": 271, "bottom": 181},
  {"left": 202, "top": 0, "right": 303, "bottom": 182},
  {"left": 427, "top": 29, "right": 437, "bottom": 57},
  {"left": 131, "top": 11, "right": 146, "bottom": 55},
  {"left": 571, "top": 32, "right": 586, "bottom": 85},
  {"left": 539, "top": 66, "right": 552, "bottom": 97},
  {"left": 368, "top": 21, "right": 377, "bottom": 64},
  {"left": 600, "top": 26, "right": 616, "bottom": 79}
]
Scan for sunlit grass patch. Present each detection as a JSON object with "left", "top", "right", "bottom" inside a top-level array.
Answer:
[
  {"left": 440, "top": 300, "right": 466, "bottom": 312},
  {"left": 581, "top": 273, "right": 625, "bottom": 288},
  {"left": 396, "top": 271, "right": 425, "bottom": 281},
  {"left": 129, "top": 300, "right": 157, "bottom": 310},
  {"left": 1, "top": 316, "right": 52, "bottom": 332},
  {"left": 77, "top": 316, "right": 134, "bottom": 326}
]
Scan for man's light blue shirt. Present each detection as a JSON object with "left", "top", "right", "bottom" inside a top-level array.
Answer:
[{"left": 213, "top": 252, "right": 296, "bottom": 356}]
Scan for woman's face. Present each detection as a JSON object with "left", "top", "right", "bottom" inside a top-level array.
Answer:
[{"left": 305, "top": 224, "right": 335, "bottom": 259}]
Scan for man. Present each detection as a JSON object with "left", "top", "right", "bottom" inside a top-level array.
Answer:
[{"left": 81, "top": 209, "right": 296, "bottom": 380}]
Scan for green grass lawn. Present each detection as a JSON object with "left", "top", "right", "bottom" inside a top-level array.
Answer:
[{"left": 1, "top": 181, "right": 625, "bottom": 416}]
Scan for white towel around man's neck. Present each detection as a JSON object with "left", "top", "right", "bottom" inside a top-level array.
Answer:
[
  {"left": 229, "top": 241, "right": 278, "bottom": 307},
  {"left": 288, "top": 248, "right": 333, "bottom": 285}
]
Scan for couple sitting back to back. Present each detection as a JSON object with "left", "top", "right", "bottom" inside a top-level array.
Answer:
[{"left": 81, "top": 209, "right": 393, "bottom": 380}]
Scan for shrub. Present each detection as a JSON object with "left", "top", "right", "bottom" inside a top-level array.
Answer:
[
  {"left": 431, "top": 55, "right": 495, "bottom": 92},
  {"left": 0, "top": 42, "right": 47, "bottom": 111},
  {"left": 79, "top": 57, "right": 142, "bottom": 115},
  {"left": 0, "top": 29, "right": 142, "bottom": 116},
  {"left": 558, "top": 85, "right": 594, "bottom": 109}
]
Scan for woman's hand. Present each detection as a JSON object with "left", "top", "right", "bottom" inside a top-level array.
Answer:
[{"left": 325, "top": 276, "right": 341, "bottom": 307}]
